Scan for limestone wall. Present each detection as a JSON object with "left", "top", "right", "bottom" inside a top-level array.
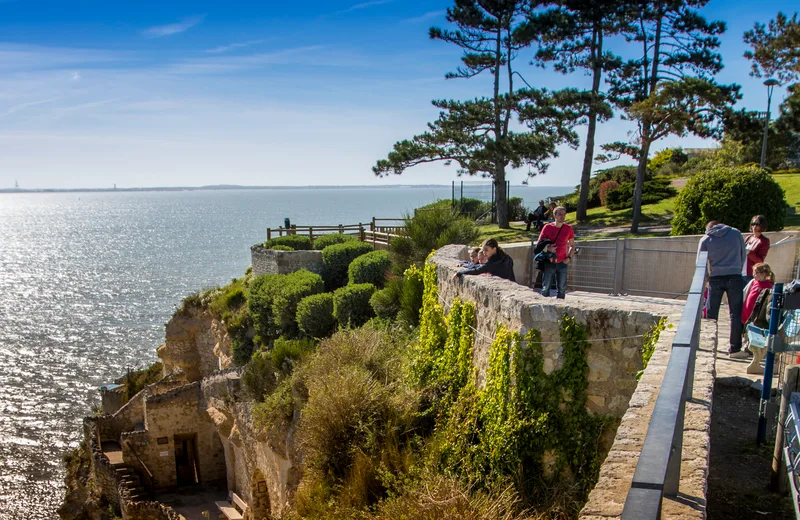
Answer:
[
  {"left": 158, "top": 306, "right": 229, "bottom": 382},
  {"left": 431, "top": 245, "right": 683, "bottom": 417},
  {"left": 251, "top": 245, "right": 324, "bottom": 277},
  {"left": 121, "top": 501, "right": 181, "bottom": 520},
  {"left": 83, "top": 417, "right": 121, "bottom": 507}
]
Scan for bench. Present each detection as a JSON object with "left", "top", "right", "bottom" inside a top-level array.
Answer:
[{"left": 215, "top": 491, "right": 248, "bottom": 520}]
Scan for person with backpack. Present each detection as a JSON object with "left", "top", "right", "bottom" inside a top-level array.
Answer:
[
  {"left": 537, "top": 206, "right": 575, "bottom": 299},
  {"left": 742, "top": 263, "right": 775, "bottom": 373}
]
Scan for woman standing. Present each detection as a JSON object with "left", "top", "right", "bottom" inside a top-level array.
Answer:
[{"left": 743, "top": 215, "right": 770, "bottom": 284}]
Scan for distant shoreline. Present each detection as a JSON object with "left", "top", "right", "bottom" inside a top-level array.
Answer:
[{"left": 0, "top": 184, "right": 574, "bottom": 194}]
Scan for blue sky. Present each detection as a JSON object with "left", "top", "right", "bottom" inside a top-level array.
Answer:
[{"left": 0, "top": 0, "right": 796, "bottom": 189}]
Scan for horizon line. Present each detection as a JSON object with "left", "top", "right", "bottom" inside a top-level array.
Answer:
[{"left": 0, "top": 183, "right": 576, "bottom": 193}]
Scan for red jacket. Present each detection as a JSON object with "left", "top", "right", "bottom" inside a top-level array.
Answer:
[{"left": 744, "top": 234, "right": 770, "bottom": 277}]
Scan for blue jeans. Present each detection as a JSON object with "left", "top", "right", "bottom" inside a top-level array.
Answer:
[
  {"left": 706, "top": 274, "right": 744, "bottom": 353},
  {"left": 542, "top": 262, "right": 568, "bottom": 299}
]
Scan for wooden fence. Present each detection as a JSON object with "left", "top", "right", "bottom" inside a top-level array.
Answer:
[{"left": 266, "top": 218, "right": 407, "bottom": 244}]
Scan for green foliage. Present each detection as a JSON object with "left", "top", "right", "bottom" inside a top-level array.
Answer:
[
  {"left": 672, "top": 165, "right": 787, "bottom": 235},
  {"left": 507, "top": 197, "right": 529, "bottom": 222},
  {"left": 648, "top": 147, "right": 688, "bottom": 174},
  {"left": 598, "top": 180, "right": 620, "bottom": 207},
  {"left": 272, "top": 270, "right": 324, "bottom": 335},
  {"left": 247, "top": 274, "right": 284, "bottom": 341},
  {"left": 265, "top": 235, "right": 313, "bottom": 251},
  {"left": 242, "top": 351, "right": 278, "bottom": 401},
  {"left": 120, "top": 362, "right": 163, "bottom": 402},
  {"left": 744, "top": 11, "right": 800, "bottom": 86},
  {"left": 296, "top": 293, "right": 336, "bottom": 339},
  {"left": 348, "top": 250, "right": 391, "bottom": 287},
  {"left": 637, "top": 318, "right": 668, "bottom": 380},
  {"left": 313, "top": 233, "right": 357, "bottom": 250},
  {"left": 209, "top": 276, "right": 249, "bottom": 316},
  {"left": 605, "top": 177, "right": 677, "bottom": 210},
  {"left": 333, "top": 283, "right": 376, "bottom": 328},
  {"left": 399, "top": 264, "right": 425, "bottom": 326},
  {"left": 369, "top": 277, "right": 403, "bottom": 320},
  {"left": 391, "top": 206, "right": 479, "bottom": 272},
  {"left": 271, "top": 337, "right": 316, "bottom": 372},
  {"left": 268, "top": 244, "right": 294, "bottom": 251},
  {"left": 322, "top": 241, "right": 374, "bottom": 290}
]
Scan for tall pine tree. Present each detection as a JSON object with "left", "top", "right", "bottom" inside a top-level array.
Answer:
[
  {"left": 373, "top": 0, "right": 582, "bottom": 228},
  {"left": 525, "top": 0, "right": 628, "bottom": 222},
  {"left": 599, "top": 0, "right": 739, "bottom": 233}
]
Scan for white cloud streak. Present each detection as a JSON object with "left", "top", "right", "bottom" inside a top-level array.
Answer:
[
  {"left": 142, "top": 15, "right": 205, "bottom": 38},
  {"left": 404, "top": 10, "right": 446, "bottom": 23},
  {"left": 205, "top": 39, "right": 266, "bottom": 54},
  {"left": 338, "top": 0, "right": 393, "bottom": 14}
]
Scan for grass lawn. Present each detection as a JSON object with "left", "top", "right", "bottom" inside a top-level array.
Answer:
[
  {"left": 475, "top": 224, "right": 534, "bottom": 244},
  {"left": 774, "top": 173, "right": 800, "bottom": 228},
  {"left": 566, "top": 196, "right": 677, "bottom": 227}
]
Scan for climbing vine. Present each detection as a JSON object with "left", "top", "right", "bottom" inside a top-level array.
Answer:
[{"left": 637, "top": 317, "right": 668, "bottom": 380}]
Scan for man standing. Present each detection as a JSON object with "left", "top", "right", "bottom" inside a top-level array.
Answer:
[
  {"left": 698, "top": 220, "right": 747, "bottom": 358},
  {"left": 537, "top": 206, "right": 575, "bottom": 299}
]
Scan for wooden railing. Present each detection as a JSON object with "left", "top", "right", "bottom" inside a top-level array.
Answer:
[
  {"left": 362, "top": 229, "right": 402, "bottom": 247},
  {"left": 371, "top": 217, "right": 406, "bottom": 235},
  {"left": 266, "top": 223, "right": 365, "bottom": 242}
]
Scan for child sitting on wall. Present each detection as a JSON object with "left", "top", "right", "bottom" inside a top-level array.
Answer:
[{"left": 742, "top": 262, "right": 775, "bottom": 374}]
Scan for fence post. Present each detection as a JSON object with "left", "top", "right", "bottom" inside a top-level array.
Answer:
[
  {"left": 338, "top": 224, "right": 343, "bottom": 234},
  {"left": 614, "top": 239, "right": 626, "bottom": 295},
  {"left": 309, "top": 226, "right": 313, "bottom": 243},
  {"left": 371, "top": 217, "right": 376, "bottom": 232},
  {"left": 773, "top": 366, "right": 800, "bottom": 491},
  {"left": 267, "top": 228, "right": 271, "bottom": 241},
  {"left": 359, "top": 224, "right": 365, "bottom": 242},
  {"left": 759, "top": 282, "right": 785, "bottom": 445}
]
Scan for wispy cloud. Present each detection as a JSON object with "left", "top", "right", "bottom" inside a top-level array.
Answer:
[
  {"left": 167, "top": 45, "right": 331, "bottom": 74},
  {"left": 70, "top": 71, "right": 81, "bottom": 81},
  {"left": 205, "top": 39, "right": 266, "bottom": 54},
  {"left": 143, "top": 15, "right": 205, "bottom": 38},
  {"left": 3, "top": 97, "right": 61, "bottom": 117},
  {"left": 404, "top": 10, "right": 445, "bottom": 23},
  {"left": 338, "top": 0, "right": 393, "bottom": 14}
]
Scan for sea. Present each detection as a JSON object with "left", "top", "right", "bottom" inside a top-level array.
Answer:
[{"left": 0, "top": 185, "right": 569, "bottom": 518}]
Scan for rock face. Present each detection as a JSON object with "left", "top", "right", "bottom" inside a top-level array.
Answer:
[{"left": 157, "top": 306, "right": 231, "bottom": 382}]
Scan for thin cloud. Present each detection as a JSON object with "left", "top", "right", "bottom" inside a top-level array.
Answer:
[
  {"left": 3, "top": 97, "right": 61, "bottom": 117},
  {"left": 206, "top": 39, "right": 266, "bottom": 54},
  {"left": 168, "top": 45, "right": 327, "bottom": 75},
  {"left": 338, "top": 0, "right": 393, "bottom": 14},
  {"left": 404, "top": 10, "right": 446, "bottom": 23},
  {"left": 70, "top": 71, "right": 81, "bottom": 81},
  {"left": 143, "top": 15, "right": 205, "bottom": 38}
]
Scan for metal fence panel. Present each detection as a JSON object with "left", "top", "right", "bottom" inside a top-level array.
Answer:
[{"left": 567, "top": 241, "right": 618, "bottom": 293}]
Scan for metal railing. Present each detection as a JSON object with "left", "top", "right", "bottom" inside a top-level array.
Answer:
[{"left": 620, "top": 251, "right": 708, "bottom": 519}]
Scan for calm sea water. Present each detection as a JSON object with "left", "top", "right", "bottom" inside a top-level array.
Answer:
[{"left": 0, "top": 185, "right": 567, "bottom": 518}]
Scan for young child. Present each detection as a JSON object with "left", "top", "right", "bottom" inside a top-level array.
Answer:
[
  {"left": 459, "top": 247, "right": 482, "bottom": 269},
  {"left": 742, "top": 262, "right": 775, "bottom": 327}
]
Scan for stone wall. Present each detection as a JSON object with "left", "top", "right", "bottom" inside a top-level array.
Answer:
[
  {"left": 83, "top": 417, "right": 121, "bottom": 507},
  {"left": 431, "top": 245, "right": 684, "bottom": 417},
  {"left": 157, "top": 306, "right": 229, "bottom": 382},
  {"left": 251, "top": 244, "right": 324, "bottom": 277},
  {"left": 121, "top": 501, "right": 181, "bottom": 520}
]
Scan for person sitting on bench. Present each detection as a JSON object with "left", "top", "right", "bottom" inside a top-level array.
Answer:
[{"left": 526, "top": 200, "right": 548, "bottom": 232}]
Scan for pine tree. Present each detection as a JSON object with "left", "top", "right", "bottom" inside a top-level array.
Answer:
[
  {"left": 373, "top": 0, "right": 582, "bottom": 228},
  {"left": 744, "top": 11, "right": 800, "bottom": 86},
  {"left": 598, "top": 0, "right": 739, "bottom": 233}
]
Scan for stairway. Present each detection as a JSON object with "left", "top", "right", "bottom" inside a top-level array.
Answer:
[{"left": 114, "top": 464, "right": 148, "bottom": 501}]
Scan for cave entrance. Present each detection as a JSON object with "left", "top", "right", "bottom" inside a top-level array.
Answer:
[{"left": 174, "top": 433, "right": 200, "bottom": 486}]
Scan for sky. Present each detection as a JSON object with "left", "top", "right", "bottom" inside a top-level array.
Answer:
[{"left": 0, "top": 0, "right": 797, "bottom": 189}]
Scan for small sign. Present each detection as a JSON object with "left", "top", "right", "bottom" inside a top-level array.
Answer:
[
  {"left": 258, "top": 481, "right": 267, "bottom": 493},
  {"left": 157, "top": 437, "right": 169, "bottom": 445},
  {"left": 159, "top": 451, "right": 169, "bottom": 457}
]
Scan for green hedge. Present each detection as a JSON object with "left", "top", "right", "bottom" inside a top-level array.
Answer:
[
  {"left": 247, "top": 274, "right": 284, "bottom": 340},
  {"left": 265, "top": 235, "right": 312, "bottom": 251},
  {"left": 333, "top": 283, "right": 376, "bottom": 328},
  {"left": 296, "top": 293, "right": 336, "bottom": 338},
  {"left": 322, "top": 241, "right": 374, "bottom": 290},
  {"left": 369, "top": 278, "right": 402, "bottom": 320},
  {"left": 348, "top": 250, "right": 391, "bottom": 287},
  {"left": 269, "top": 244, "right": 294, "bottom": 251},
  {"left": 241, "top": 351, "right": 277, "bottom": 400},
  {"left": 605, "top": 177, "right": 677, "bottom": 210},
  {"left": 314, "top": 233, "right": 357, "bottom": 250},
  {"left": 672, "top": 165, "right": 786, "bottom": 235},
  {"left": 271, "top": 337, "right": 316, "bottom": 372},
  {"left": 272, "top": 270, "right": 324, "bottom": 334}
]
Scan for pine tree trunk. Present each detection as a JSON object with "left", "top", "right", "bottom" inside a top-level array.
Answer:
[
  {"left": 631, "top": 137, "right": 651, "bottom": 234},
  {"left": 577, "top": 29, "right": 603, "bottom": 223},
  {"left": 495, "top": 171, "right": 509, "bottom": 229}
]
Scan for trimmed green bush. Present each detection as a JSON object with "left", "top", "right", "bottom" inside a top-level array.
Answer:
[
  {"left": 322, "top": 241, "right": 374, "bottom": 290},
  {"left": 247, "top": 274, "right": 284, "bottom": 341},
  {"left": 391, "top": 206, "right": 479, "bottom": 273},
  {"left": 348, "top": 250, "right": 391, "bottom": 287},
  {"left": 605, "top": 177, "right": 677, "bottom": 210},
  {"left": 265, "top": 235, "right": 313, "bottom": 251},
  {"left": 370, "top": 277, "right": 403, "bottom": 320},
  {"left": 672, "top": 165, "right": 786, "bottom": 235},
  {"left": 269, "top": 244, "right": 294, "bottom": 251},
  {"left": 297, "top": 293, "right": 337, "bottom": 338},
  {"left": 242, "top": 351, "right": 278, "bottom": 400},
  {"left": 399, "top": 264, "right": 424, "bottom": 326},
  {"left": 272, "top": 270, "right": 324, "bottom": 335},
  {"left": 314, "top": 233, "right": 357, "bottom": 250},
  {"left": 333, "top": 283, "right": 376, "bottom": 328}
]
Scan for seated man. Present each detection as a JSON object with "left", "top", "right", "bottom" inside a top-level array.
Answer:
[{"left": 526, "top": 200, "right": 548, "bottom": 232}]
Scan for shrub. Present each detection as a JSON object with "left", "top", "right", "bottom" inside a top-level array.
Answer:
[
  {"left": 370, "top": 277, "right": 404, "bottom": 320},
  {"left": 399, "top": 264, "right": 424, "bottom": 326},
  {"left": 392, "top": 206, "right": 479, "bottom": 272},
  {"left": 265, "top": 235, "right": 312, "bottom": 251},
  {"left": 322, "top": 241, "right": 374, "bottom": 290},
  {"left": 247, "top": 274, "right": 284, "bottom": 340},
  {"left": 507, "top": 197, "right": 529, "bottom": 221},
  {"left": 605, "top": 177, "right": 677, "bottom": 210},
  {"left": 297, "top": 293, "right": 337, "bottom": 338},
  {"left": 348, "top": 250, "right": 391, "bottom": 287},
  {"left": 333, "top": 283, "right": 376, "bottom": 328},
  {"left": 242, "top": 351, "right": 278, "bottom": 400},
  {"left": 314, "top": 233, "right": 357, "bottom": 250},
  {"left": 272, "top": 270, "right": 324, "bottom": 335},
  {"left": 268, "top": 244, "right": 294, "bottom": 251},
  {"left": 672, "top": 165, "right": 786, "bottom": 235},
  {"left": 271, "top": 337, "right": 316, "bottom": 372},
  {"left": 598, "top": 180, "right": 620, "bottom": 207}
]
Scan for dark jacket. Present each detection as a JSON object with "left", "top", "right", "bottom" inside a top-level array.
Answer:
[{"left": 457, "top": 251, "right": 516, "bottom": 282}]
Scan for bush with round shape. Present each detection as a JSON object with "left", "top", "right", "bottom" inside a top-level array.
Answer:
[
  {"left": 247, "top": 274, "right": 284, "bottom": 340},
  {"left": 272, "top": 269, "right": 324, "bottom": 334},
  {"left": 313, "top": 233, "right": 357, "bottom": 250},
  {"left": 348, "top": 250, "right": 391, "bottom": 287},
  {"left": 605, "top": 177, "right": 677, "bottom": 211},
  {"left": 671, "top": 165, "right": 786, "bottom": 235},
  {"left": 297, "top": 293, "right": 336, "bottom": 338},
  {"left": 333, "top": 283, "right": 376, "bottom": 328},
  {"left": 271, "top": 337, "right": 316, "bottom": 372},
  {"left": 269, "top": 244, "right": 294, "bottom": 251},
  {"left": 265, "top": 235, "right": 312, "bottom": 251},
  {"left": 598, "top": 180, "right": 620, "bottom": 207},
  {"left": 369, "top": 277, "right": 404, "bottom": 320},
  {"left": 322, "top": 241, "right": 374, "bottom": 290}
]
